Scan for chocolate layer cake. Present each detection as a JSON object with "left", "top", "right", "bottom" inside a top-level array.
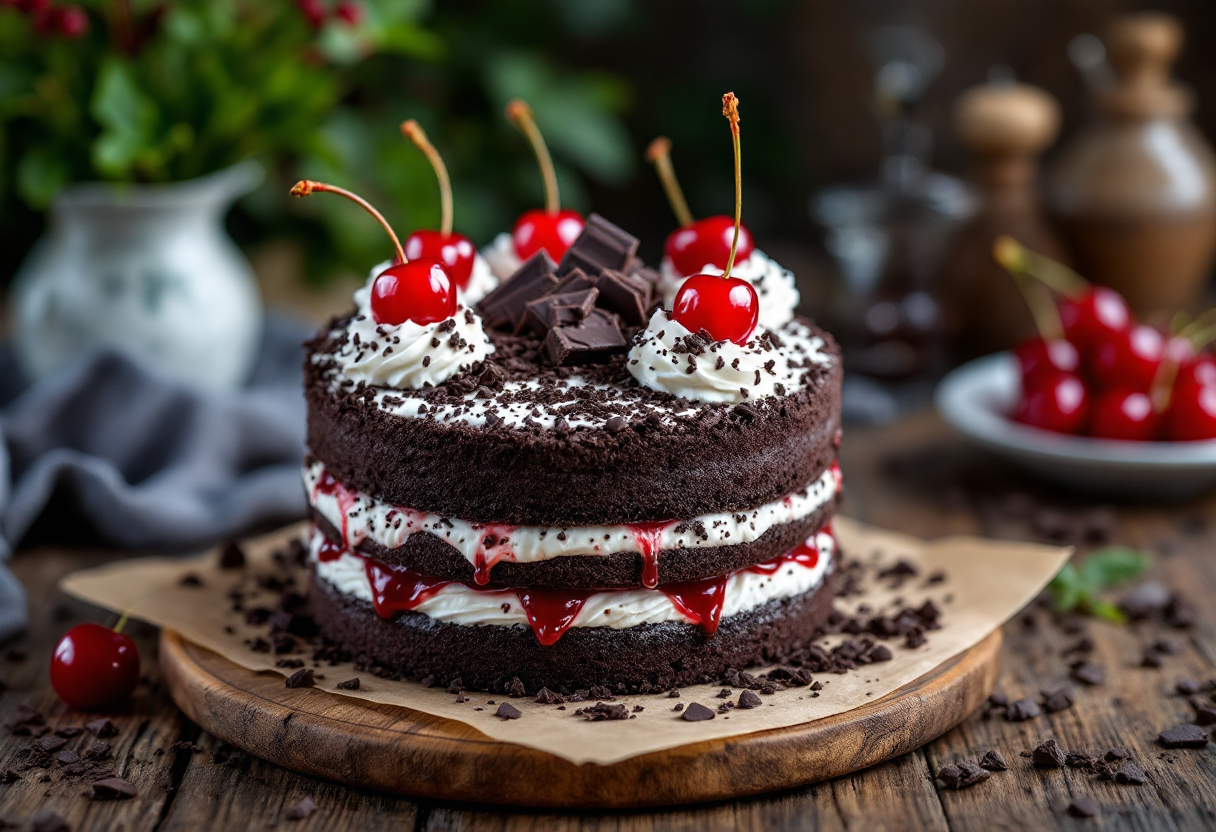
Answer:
[{"left": 303, "top": 214, "right": 844, "bottom": 693}]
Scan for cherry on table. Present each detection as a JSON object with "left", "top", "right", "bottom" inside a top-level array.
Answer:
[
  {"left": 1089, "top": 388, "right": 1160, "bottom": 441},
  {"left": 1013, "top": 372, "right": 1090, "bottom": 434},
  {"left": 50, "top": 623, "right": 140, "bottom": 711},
  {"left": 405, "top": 230, "right": 475, "bottom": 291},
  {"left": 1015, "top": 337, "right": 1080, "bottom": 389},
  {"left": 1088, "top": 323, "right": 1165, "bottom": 391},
  {"left": 1165, "top": 382, "right": 1216, "bottom": 441},
  {"left": 671, "top": 274, "right": 760, "bottom": 345},
  {"left": 370, "top": 259, "right": 456, "bottom": 326},
  {"left": 512, "top": 208, "right": 585, "bottom": 262},
  {"left": 1059, "top": 286, "right": 1131, "bottom": 351},
  {"left": 665, "top": 216, "right": 755, "bottom": 277}
]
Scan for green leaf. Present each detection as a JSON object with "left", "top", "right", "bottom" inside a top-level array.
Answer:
[
  {"left": 1048, "top": 564, "right": 1084, "bottom": 613},
  {"left": 1079, "top": 548, "right": 1152, "bottom": 588},
  {"left": 89, "top": 58, "right": 159, "bottom": 178},
  {"left": 1084, "top": 598, "right": 1127, "bottom": 625},
  {"left": 15, "top": 147, "right": 70, "bottom": 208}
]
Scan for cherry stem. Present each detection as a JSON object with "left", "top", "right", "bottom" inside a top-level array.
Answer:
[
  {"left": 1177, "top": 308, "right": 1216, "bottom": 342},
  {"left": 506, "top": 99, "right": 560, "bottom": 215},
  {"left": 291, "top": 180, "right": 406, "bottom": 263},
  {"left": 993, "top": 236, "right": 1087, "bottom": 298},
  {"left": 401, "top": 120, "right": 453, "bottom": 237},
  {"left": 1011, "top": 270, "right": 1064, "bottom": 341},
  {"left": 113, "top": 611, "right": 130, "bottom": 635},
  {"left": 645, "top": 137, "right": 695, "bottom": 227},
  {"left": 721, "top": 92, "right": 742, "bottom": 280}
]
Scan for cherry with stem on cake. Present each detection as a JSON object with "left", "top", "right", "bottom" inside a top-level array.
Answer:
[
  {"left": 50, "top": 616, "right": 140, "bottom": 711},
  {"left": 670, "top": 93, "right": 760, "bottom": 346},
  {"left": 646, "top": 137, "right": 755, "bottom": 277},
  {"left": 290, "top": 180, "right": 455, "bottom": 326},
  {"left": 505, "top": 98, "right": 585, "bottom": 262},
  {"left": 400, "top": 120, "right": 476, "bottom": 291}
]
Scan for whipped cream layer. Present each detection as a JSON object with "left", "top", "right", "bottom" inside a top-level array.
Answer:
[
  {"left": 659, "top": 250, "right": 800, "bottom": 330},
  {"left": 330, "top": 274, "right": 494, "bottom": 389},
  {"left": 305, "top": 458, "right": 842, "bottom": 571},
  {"left": 482, "top": 232, "right": 522, "bottom": 281},
  {"left": 311, "top": 526, "right": 835, "bottom": 632},
  {"left": 628, "top": 310, "right": 831, "bottom": 404}
]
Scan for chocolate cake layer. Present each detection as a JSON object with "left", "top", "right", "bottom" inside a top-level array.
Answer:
[
  {"left": 312, "top": 497, "right": 838, "bottom": 588},
  {"left": 306, "top": 566, "right": 840, "bottom": 693},
  {"left": 305, "top": 317, "right": 842, "bottom": 526}
]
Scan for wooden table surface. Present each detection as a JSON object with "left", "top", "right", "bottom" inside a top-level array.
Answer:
[{"left": 3, "top": 411, "right": 1216, "bottom": 831}]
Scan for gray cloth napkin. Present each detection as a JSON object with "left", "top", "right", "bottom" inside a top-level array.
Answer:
[{"left": 0, "top": 315, "right": 312, "bottom": 640}]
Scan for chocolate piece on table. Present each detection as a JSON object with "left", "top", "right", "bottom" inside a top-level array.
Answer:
[
  {"left": 494, "top": 702, "right": 522, "bottom": 720},
  {"left": 680, "top": 702, "right": 715, "bottom": 722},
  {"left": 541, "top": 309, "right": 627, "bottom": 366},
  {"left": 556, "top": 213, "right": 639, "bottom": 276},
  {"left": 523, "top": 288, "right": 598, "bottom": 336},
  {"left": 595, "top": 270, "right": 651, "bottom": 325},
  {"left": 477, "top": 250, "right": 558, "bottom": 331},
  {"left": 1042, "top": 686, "right": 1075, "bottom": 713},
  {"left": 1071, "top": 661, "right": 1105, "bottom": 686},
  {"left": 979, "top": 749, "right": 1008, "bottom": 771},
  {"left": 1068, "top": 796, "right": 1100, "bottom": 818},
  {"left": 1032, "top": 738, "right": 1066, "bottom": 768},
  {"left": 1004, "top": 697, "right": 1040, "bottom": 721},
  {"left": 1159, "top": 723, "right": 1209, "bottom": 748},
  {"left": 1115, "top": 762, "right": 1147, "bottom": 785}
]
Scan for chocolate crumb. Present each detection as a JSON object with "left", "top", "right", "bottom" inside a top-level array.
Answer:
[
  {"left": 86, "top": 718, "right": 118, "bottom": 738},
  {"left": 1005, "top": 697, "right": 1041, "bottom": 721},
  {"left": 29, "top": 811, "right": 70, "bottom": 832},
  {"left": 178, "top": 573, "right": 203, "bottom": 588},
  {"left": 737, "top": 690, "right": 763, "bottom": 710},
  {"left": 219, "top": 541, "right": 247, "bottom": 569},
  {"left": 336, "top": 678, "right": 360, "bottom": 690},
  {"left": 505, "top": 677, "right": 526, "bottom": 698},
  {"left": 580, "top": 702, "right": 629, "bottom": 721},
  {"left": 1068, "top": 796, "right": 1100, "bottom": 818},
  {"left": 1033, "top": 738, "right": 1066, "bottom": 768},
  {"left": 1042, "top": 686, "right": 1075, "bottom": 713},
  {"left": 681, "top": 702, "right": 715, "bottom": 722},
  {"left": 90, "top": 777, "right": 137, "bottom": 800},
  {"left": 672, "top": 703, "right": 684, "bottom": 712},
  {"left": 1115, "top": 762, "right": 1147, "bottom": 785},
  {"left": 1104, "top": 747, "right": 1129, "bottom": 762},
  {"left": 494, "top": 702, "right": 522, "bottom": 720},
  {"left": 1177, "top": 679, "right": 1202, "bottom": 695},
  {"left": 979, "top": 749, "right": 1008, "bottom": 771},
  {"left": 1071, "top": 661, "right": 1105, "bottom": 686},
  {"left": 285, "top": 668, "right": 315, "bottom": 689},
  {"left": 535, "top": 687, "right": 565, "bottom": 705}
]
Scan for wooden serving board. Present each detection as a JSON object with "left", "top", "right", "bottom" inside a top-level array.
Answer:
[{"left": 159, "top": 627, "right": 1001, "bottom": 808}]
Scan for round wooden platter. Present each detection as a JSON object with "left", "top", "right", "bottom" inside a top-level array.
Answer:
[{"left": 160, "top": 628, "right": 1001, "bottom": 809}]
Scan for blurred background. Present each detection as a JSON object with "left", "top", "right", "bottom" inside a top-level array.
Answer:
[{"left": 3, "top": 0, "right": 1216, "bottom": 397}]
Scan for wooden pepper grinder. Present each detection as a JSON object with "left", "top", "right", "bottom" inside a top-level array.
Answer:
[
  {"left": 1048, "top": 12, "right": 1216, "bottom": 317},
  {"left": 942, "top": 79, "right": 1067, "bottom": 353}
]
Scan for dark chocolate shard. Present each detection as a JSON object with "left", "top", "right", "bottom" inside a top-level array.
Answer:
[
  {"left": 680, "top": 702, "right": 715, "bottom": 722},
  {"left": 523, "top": 288, "right": 598, "bottom": 336},
  {"left": 938, "top": 760, "right": 990, "bottom": 789},
  {"left": 556, "top": 214, "right": 639, "bottom": 276},
  {"left": 494, "top": 702, "right": 522, "bottom": 720},
  {"left": 1115, "top": 762, "right": 1147, "bottom": 785},
  {"left": 979, "top": 749, "right": 1008, "bottom": 771},
  {"left": 1159, "top": 723, "right": 1208, "bottom": 748},
  {"left": 552, "top": 268, "right": 597, "bottom": 295},
  {"left": 477, "top": 250, "right": 557, "bottom": 331},
  {"left": 1032, "top": 738, "right": 1066, "bottom": 768},
  {"left": 541, "top": 309, "right": 627, "bottom": 366},
  {"left": 90, "top": 777, "right": 137, "bottom": 800},
  {"left": 1005, "top": 697, "right": 1040, "bottom": 721},
  {"left": 737, "top": 690, "right": 763, "bottom": 709},
  {"left": 595, "top": 270, "right": 652, "bottom": 325},
  {"left": 285, "top": 668, "right": 314, "bottom": 689}
]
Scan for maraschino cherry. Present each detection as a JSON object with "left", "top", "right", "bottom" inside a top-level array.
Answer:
[
  {"left": 670, "top": 93, "right": 760, "bottom": 346},
  {"left": 399, "top": 120, "right": 477, "bottom": 291},
  {"left": 1013, "top": 372, "right": 1089, "bottom": 433},
  {"left": 1166, "top": 382, "right": 1216, "bottom": 441},
  {"left": 290, "top": 179, "right": 455, "bottom": 326},
  {"left": 1090, "top": 388, "right": 1160, "bottom": 441},
  {"left": 505, "top": 99, "right": 584, "bottom": 262},
  {"left": 646, "top": 137, "right": 755, "bottom": 277},
  {"left": 50, "top": 620, "right": 140, "bottom": 711}
]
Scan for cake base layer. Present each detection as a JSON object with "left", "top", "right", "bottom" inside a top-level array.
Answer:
[
  {"left": 312, "top": 498, "right": 838, "bottom": 588},
  {"left": 306, "top": 567, "right": 840, "bottom": 694}
]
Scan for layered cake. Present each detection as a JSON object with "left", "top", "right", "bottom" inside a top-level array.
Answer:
[{"left": 297, "top": 95, "right": 845, "bottom": 693}]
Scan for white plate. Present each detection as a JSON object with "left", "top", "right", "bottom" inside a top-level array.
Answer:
[{"left": 935, "top": 353, "right": 1216, "bottom": 499}]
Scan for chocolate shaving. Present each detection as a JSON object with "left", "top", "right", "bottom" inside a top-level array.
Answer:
[
  {"left": 477, "top": 250, "right": 558, "bottom": 331},
  {"left": 556, "top": 214, "right": 639, "bottom": 277}
]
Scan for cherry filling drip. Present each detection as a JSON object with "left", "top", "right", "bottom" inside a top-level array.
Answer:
[
  {"left": 625, "top": 520, "right": 674, "bottom": 589},
  {"left": 470, "top": 523, "right": 517, "bottom": 585},
  {"left": 314, "top": 527, "right": 832, "bottom": 644},
  {"left": 830, "top": 461, "right": 843, "bottom": 495},
  {"left": 515, "top": 588, "right": 596, "bottom": 646},
  {"left": 312, "top": 470, "right": 358, "bottom": 543}
]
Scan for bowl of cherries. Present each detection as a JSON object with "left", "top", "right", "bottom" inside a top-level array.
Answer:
[{"left": 936, "top": 237, "right": 1216, "bottom": 499}]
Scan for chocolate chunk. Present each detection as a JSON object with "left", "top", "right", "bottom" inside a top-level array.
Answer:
[
  {"left": 285, "top": 668, "right": 315, "bottom": 689},
  {"left": 1005, "top": 697, "right": 1041, "bottom": 721},
  {"left": 1195, "top": 707, "right": 1216, "bottom": 726},
  {"left": 556, "top": 214, "right": 639, "bottom": 276},
  {"left": 477, "top": 250, "right": 558, "bottom": 331},
  {"left": 1120, "top": 581, "right": 1171, "bottom": 619},
  {"left": 541, "top": 309, "right": 627, "bottom": 366},
  {"left": 1159, "top": 723, "right": 1209, "bottom": 748},
  {"left": 595, "top": 270, "right": 651, "bottom": 325},
  {"left": 1033, "top": 738, "right": 1066, "bottom": 768},
  {"left": 681, "top": 702, "right": 716, "bottom": 722},
  {"left": 219, "top": 541, "right": 246, "bottom": 569},
  {"left": 979, "top": 749, "right": 1008, "bottom": 771},
  {"left": 335, "top": 678, "right": 360, "bottom": 691},
  {"left": 1142, "top": 648, "right": 1164, "bottom": 668},
  {"left": 90, "top": 777, "right": 137, "bottom": 800},
  {"left": 579, "top": 702, "right": 629, "bottom": 721},
  {"left": 935, "top": 764, "right": 962, "bottom": 788},
  {"left": 35, "top": 735, "right": 66, "bottom": 753},
  {"left": 0, "top": 768, "right": 20, "bottom": 783},
  {"left": 54, "top": 727, "right": 82, "bottom": 739},
  {"left": 737, "top": 690, "right": 763, "bottom": 710},
  {"left": 523, "top": 288, "right": 598, "bottom": 335},
  {"left": 1115, "top": 762, "right": 1147, "bottom": 785},
  {"left": 955, "top": 761, "right": 991, "bottom": 789},
  {"left": 1068, "top": 796, "right": 1100, "bottom": 818},
  {"left": 84, "top": 741, "right": 111, "bottom": 761},
  {"left": 86, "top": 718, "right": 118, "bottom": 738},
  {"left": 505, "top": 677, "right": 526, "bottom": 698},
  {"left": 868, "top": 644, "right": 893, "bottom": 662},
  {"left": 285, "top": 797, "right": 318, "bottom": 820},
  {"left": 179, "top": 573, "right": 203, "bottom": 587},
  {"left": 535, "top": 687, "right": 565, "bottom": 705},
  {"left": 494, "top": 702, "right": 522, "bottom": 720},
  {"left": 1177, "top": 678, "right": 1202, "bottom": 695},
  {"left": 1071, "top": 661, "right": 1105, "bottom": 686},
  {"left": 29, "top": 811, "right": 70, "bottom": 832},
  {"left": 1042, "top": 686, "right": 1075, "bottom": 713},
  {"left": 552, "top": 268, "right": 597, "bottom": 295},
  {"left": 1104, "top": 747, "right": 1129, "bottom": 762}
]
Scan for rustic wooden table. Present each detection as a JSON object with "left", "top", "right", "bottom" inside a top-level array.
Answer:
[{"left": 2, "top": 412, "right": 1215, "bottom": 831}]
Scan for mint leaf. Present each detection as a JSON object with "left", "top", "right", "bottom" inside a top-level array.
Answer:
[
  {"left": 1048, "top": 548, "right": 1151, "bottom": 623},
  {"left": 1079, "top": 547, "right": 1152, "bottom": 587}
]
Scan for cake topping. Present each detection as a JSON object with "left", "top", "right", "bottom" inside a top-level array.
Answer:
[
  {"left": 541, "top": 309, "right": 628, "bottom": 366},
  {"left": 399, "top": 120, "right": 484, "bottom": 295},
  {"left": 290, "top": 179, "right": 457, "bottom": 326},
  {"left": 477, "top": 250, "right": 558, "bottom": 331},
  {"left": 556, "top": 213, "right": 640, "bottom": 276},
  {"left": 668, "top": 94, "right": 760, "bottom": 346},
  {"left": 506, "top": 99, "right": 585, "bottom": 262}
]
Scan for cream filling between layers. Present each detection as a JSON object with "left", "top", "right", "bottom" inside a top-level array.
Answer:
[
  {"left": 311, "top": 527, "right": 835, "bottom": 630},
  {"left": 304, "top": 459, "right": 841, "bottom": 566}
]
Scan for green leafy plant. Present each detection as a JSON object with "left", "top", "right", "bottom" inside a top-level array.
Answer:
[{"left": 1048, "top": 547, "right": 1153, "bottom": 623}]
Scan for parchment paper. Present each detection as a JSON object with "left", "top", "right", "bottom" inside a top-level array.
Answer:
[{"left": 60, "top": 517, "right": 1069, "bottom": 766}]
